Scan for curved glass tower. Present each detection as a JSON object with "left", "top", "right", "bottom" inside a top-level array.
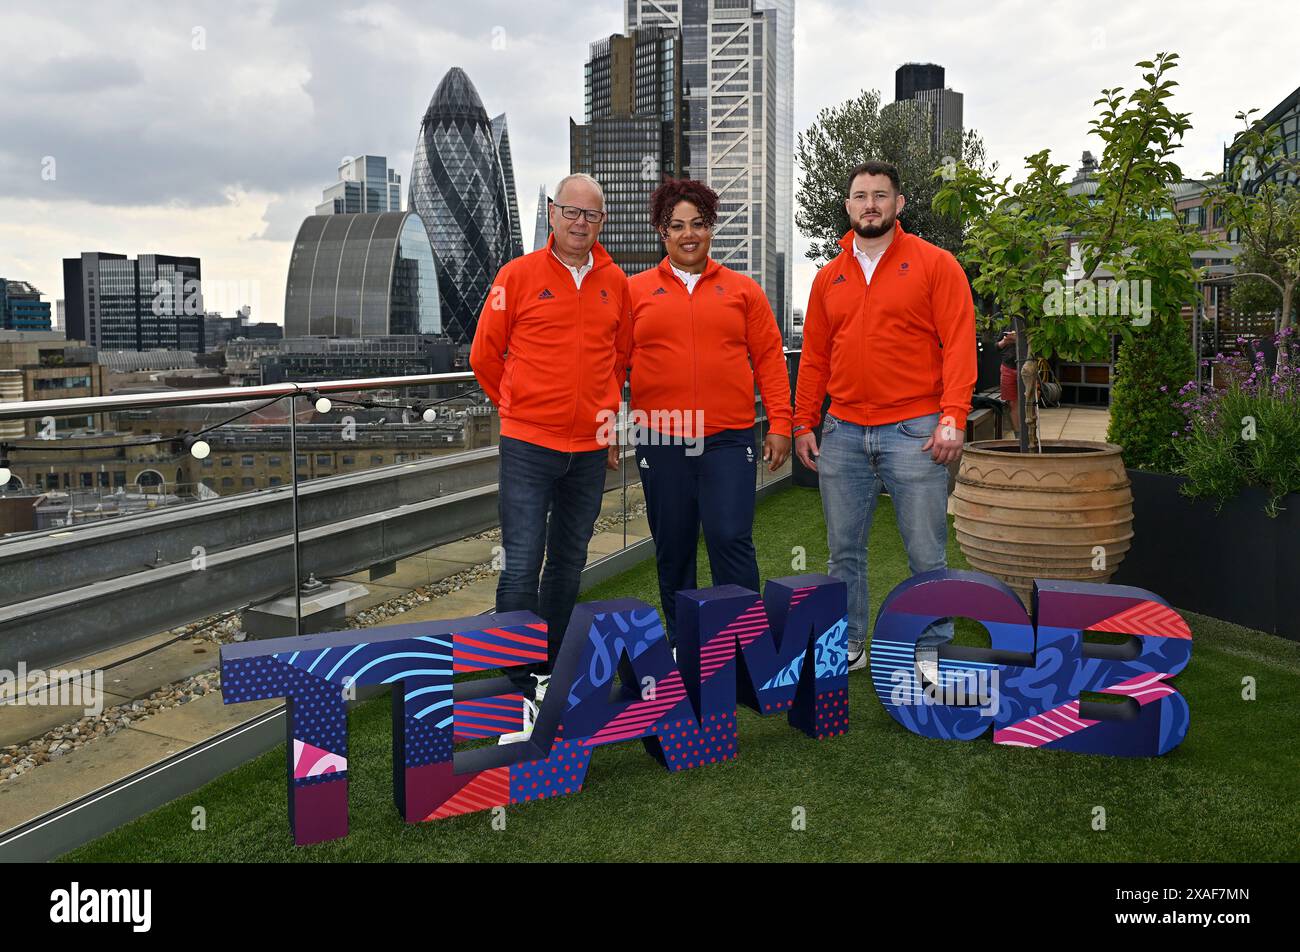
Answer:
[
  {"left": 410, "top": 67, "right": 513, "bottom": 345},
  {"left": 283, "top": 211, "right": 442, "bottom": 338}
]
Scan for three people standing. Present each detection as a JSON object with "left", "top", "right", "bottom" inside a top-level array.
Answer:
[{"left": 473, "top": 158, "right": 975, "bottom": 734}]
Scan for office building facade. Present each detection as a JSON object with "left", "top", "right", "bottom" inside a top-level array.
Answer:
[
  {"left": 1, "top": 280, "right": 53, "bottom": 332},
  {"left": 0, "top": 331, "right": 108, "bottom": 439},
  {"left": 533, "top": 184, "right": 551, "bottom": 251},
  {"left": 893, "top": 62, "right": 964, "bottom": 154},
  {"left": 316, "top": 155, "right": 403, "bottom": 216},
  {"left": 571, "top": 26, "right": 687, "bottom": 276},
  {"left": 62, "top": 253, "right": 205, "bottom": 353},
  {"left": 283, "top": 211, "right": 442, "bottom": 338},
  {"left": 624, "top": 0, "right": 788, "bottom": 324},
  {"left": 409, "top": 67, "right": 517, "bottom": 345},
  {"left": 491, "top": 115, "right": 525, "bottom": 260}
]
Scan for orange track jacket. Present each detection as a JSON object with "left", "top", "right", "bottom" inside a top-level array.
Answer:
[
  {"left": 470, "top": 236, "right": 632, "bottom": 453},
  {"left": 627, "top": 257, "right": 792, "bottom": 438},
  {"left": 793, "top": 225, "right": 977, "bottom": 433}
]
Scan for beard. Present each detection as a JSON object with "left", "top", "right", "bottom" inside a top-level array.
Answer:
[{"left": 853, "top": 211, "right": 895, "bottom": 239}]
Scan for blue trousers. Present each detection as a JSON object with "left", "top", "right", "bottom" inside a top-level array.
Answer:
[
  {"left": 495, "top": 436, "right": 607, "bottom": 697},
  {"left": 635, "top": 428, "right": 759, "bottom": 642},
  {"left": 817, "top": 411, "right": 954, "bottom": 650}
]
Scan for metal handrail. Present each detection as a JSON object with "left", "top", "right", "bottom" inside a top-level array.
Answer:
[
  {"left": 0, "top": 371, "right": 480, "bottom": 422},
  {"left": 0, "top": 348, "right": 803, "bottom": 423}
]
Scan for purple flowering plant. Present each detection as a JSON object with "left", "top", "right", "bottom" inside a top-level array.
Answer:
[{"left": 1172, "top": 329, "right": 1300, "bottom": 515}]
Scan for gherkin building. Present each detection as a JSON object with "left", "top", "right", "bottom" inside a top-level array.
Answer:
[{"left": 409, "top": 67, "right": 515, "bottom": 345}]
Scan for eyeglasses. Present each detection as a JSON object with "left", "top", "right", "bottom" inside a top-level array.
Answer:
[{"left": 551, "top": 201, "right": 607, "bottom": 223}]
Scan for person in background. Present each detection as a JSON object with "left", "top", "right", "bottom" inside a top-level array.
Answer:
[
  {"left": 997, "top": 325, "right": 1021, "bottom": 436},
  {"left": 470, "top": 172, "right": 630, "bottom": 742},
  {"left": 625, "top": 178, "right": 791, "bottom": 644},
  {"left": 793, "top": 160, "right": 976, "bottom": 684}
]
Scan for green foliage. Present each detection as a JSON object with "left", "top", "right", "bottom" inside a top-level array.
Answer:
[
  {"left": 933, "top": 150, "right": 1091, "bottom": 358},
  {"left": 936, "top": 53, "right": 1206, "bottom": 361},
  {"left": 794, "top": 88, "right": 987, "bottom": 263},
  {"left": 1107, "top": 314, "right": 1195, "bottom": 472},
  {"left": 1173, "top": 342, "right": 1300, "bottom": 515},
  {"left": 1229, "top": 261, "right": 1284, "bottom": 318}
]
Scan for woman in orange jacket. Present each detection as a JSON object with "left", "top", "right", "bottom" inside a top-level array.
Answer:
[{"left": 626, "top": 179, "right": 792, "bottom": 643}]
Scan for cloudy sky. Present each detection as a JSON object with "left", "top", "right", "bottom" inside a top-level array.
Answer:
[{"left": 1, "top": 0, "right": 1295, "bottom": 327}]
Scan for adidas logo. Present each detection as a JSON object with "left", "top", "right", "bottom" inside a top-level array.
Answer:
[
  {"left": 639, "top": 458, "right": 649, "bottom": 469},
  {"left": 714, "top": 285, "right": 725, "bottom": 295},
  {"left": 831, "top": 274, "right": 847, "bottom": 285},
  {"left": 652, "top": 287, "right": 668, "bottom": 296},
  {"left": 538, "top": 289, "right": 555, "bottom": 300}
]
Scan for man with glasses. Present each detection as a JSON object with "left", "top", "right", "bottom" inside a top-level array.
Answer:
[
  {"left": 471, "top": 173, "right": 631, "bottom": 743},
  {"left": 793, "top": 160, "right": 976, "bottom": 684}
]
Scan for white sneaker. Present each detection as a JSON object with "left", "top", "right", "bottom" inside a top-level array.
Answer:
[
  {"left": 498, "top": 674, "right": 548, "bottom": 745},
  {"left": 846, "top": 642, "right": 867, "bottom": 672},
  {"left": 916, "top": 649, "right": 940, "bottom": 685}
]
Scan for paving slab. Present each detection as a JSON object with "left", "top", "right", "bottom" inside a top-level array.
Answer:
[
  {"left": 395, "top": 578, "right": 498, "bottom": 623},
  {"left": 99, "top": 642, "right": 220, "bottom": 703},
  {"left": 430, "top": 539, "right": 499, "bottom": 566},
  {"left": 130, "top": 693, "right": 280, "bottom": 746},
  {"left": 0, "top": 726, "right": 190, "bottom": 831},
  {"left": 587, "top": 531, "right": 635, "bottom": 557}
]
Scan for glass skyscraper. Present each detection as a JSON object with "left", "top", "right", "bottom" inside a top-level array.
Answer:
[
  {"left": 571, "top": 26, "right": 687, "bottom": 276},
  {"left": 491, "top": 115, "right": 525, "bottom": 261},
  {"left": 409, "top": 67, "right": 517, "bottom": 345},
  {"left": 317, "top": 155, "right": 402, "bottom": 216},
  {"left": 624, "top": 0, "right": 790, "bottom": 327},
  {"left": 283, "top": 212, "right": 442, "bottom": 338},
  {"left": 893, "top": 63, "right": 965, "bottom": 154},
  {"left": 533, "top": 184, "right": 550, "bottom": 252}
]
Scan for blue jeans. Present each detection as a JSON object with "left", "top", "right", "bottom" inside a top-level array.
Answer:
[
  {"left": 817, "top": 411, "right": 953, "bottom": 650},
  {"left": 496, "top": 436, "right": 607, "bottom": 697}
]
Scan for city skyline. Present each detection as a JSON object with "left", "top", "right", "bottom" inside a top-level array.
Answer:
[{"left": 1, "top": 0, "right": 1295, "bottom": 330}]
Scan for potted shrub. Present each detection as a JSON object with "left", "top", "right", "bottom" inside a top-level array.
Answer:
[
  {"left": 1114, "top": 333, "right": 1300, "bottom": 638},
  {"left": 933, "top": 52, "right": 1208, "bottom": 602}
]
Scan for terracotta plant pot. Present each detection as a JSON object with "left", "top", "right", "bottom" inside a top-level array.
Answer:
[{"left": 951, "top": 440, "right": 1134, "bottom": 604}]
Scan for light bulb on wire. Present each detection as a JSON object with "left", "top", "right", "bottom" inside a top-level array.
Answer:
[{"left": 179, "top": 434, "right": 210, "bottom": 460}]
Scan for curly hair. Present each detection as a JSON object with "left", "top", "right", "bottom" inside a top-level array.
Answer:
[{"left": 649, "top": 179, "right": 719, "bottom": 234}]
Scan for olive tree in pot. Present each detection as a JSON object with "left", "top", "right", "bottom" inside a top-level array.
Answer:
[{"left": 932, "top": 52, "right": 1209, "bottom": 602}]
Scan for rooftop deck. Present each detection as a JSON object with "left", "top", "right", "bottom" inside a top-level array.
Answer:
[{"left": 60, "top": 484, "right": 1300, "bottom": 863}]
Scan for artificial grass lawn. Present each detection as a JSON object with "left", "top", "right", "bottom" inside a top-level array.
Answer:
[{"left": 64, "top": 486, "right": 1300, "bottom": 862}]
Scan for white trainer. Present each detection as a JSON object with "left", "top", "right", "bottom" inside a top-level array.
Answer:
[
  {"left": 846, "top": 642, "right": 867, "bottom": 672},
  {"left": 916, "top": 649, "right": 940, "bottom": 685},
  {"left": 497, "top": 673, "right": 549, "bottom": 745}
]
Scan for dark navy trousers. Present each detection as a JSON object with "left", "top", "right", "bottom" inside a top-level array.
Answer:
[{"left": 635, "top": 427, "right": 759, "bottom": 642}]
